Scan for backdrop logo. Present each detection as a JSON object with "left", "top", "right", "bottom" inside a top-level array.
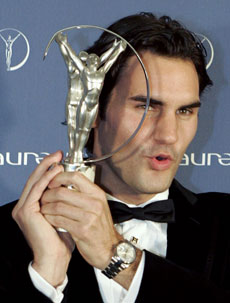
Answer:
[
  {"left": 180, "top": 153, "right": 230, "bottom": 166},
  {"left": 0, "top": 152, "right": 49, "bottom": 166},
  {"left": 0, "top": 152, "right": 229, "bottom": 166},
  {"left": 0, "top": 28, "right": 30, "bottom": 71},
  {"left": 196, "top": 33, "right": 214, "bottom": 69}
]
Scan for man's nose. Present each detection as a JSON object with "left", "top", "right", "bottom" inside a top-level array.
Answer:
[{"left": 153, "top": 112, "right": 178, "bottom": 145}]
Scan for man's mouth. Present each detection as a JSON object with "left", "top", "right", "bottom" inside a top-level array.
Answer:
[
  {"left": 156, "top": 155, "right": 168, "bottom": 161},
  {"left": 147, "top": 153, "right": 173, "bottom": 171}
]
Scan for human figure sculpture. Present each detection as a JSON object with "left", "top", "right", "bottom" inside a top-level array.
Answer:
[
  {"left": 55, "top": 32, "right": 127, "bottom": 164},
  {"left": 55, "top": 33, "right": 84, "bottom": 162},
  {"left": 0, "top": 33, "right": 21, "bottom": 70}
]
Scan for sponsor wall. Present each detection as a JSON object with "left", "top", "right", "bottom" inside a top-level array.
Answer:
[{"left": 0, "top": 0, "right": 229, "bottom": 205}]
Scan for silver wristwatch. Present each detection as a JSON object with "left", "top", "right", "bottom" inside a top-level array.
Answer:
[{"left": 102, "top": 240, "right": 136, "bottom": 279}]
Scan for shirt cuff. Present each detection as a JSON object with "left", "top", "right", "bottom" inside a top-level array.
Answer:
[
  {"left": 121, "top": 250, "right": 145, "bottom": 302},
  {"left": 28, "top": 262, "right": 68, "bottom": 303}
]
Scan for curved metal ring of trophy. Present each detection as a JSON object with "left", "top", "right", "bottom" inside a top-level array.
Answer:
[
  {"left": 44, "top": 25, "right": 150, "bottom": 232},
  {"left": 44, "top": 25, "right": 150, "bottom": 165}
]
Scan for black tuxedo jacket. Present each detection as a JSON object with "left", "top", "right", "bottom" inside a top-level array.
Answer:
[{"left": 0, "top": 180, "right": 230, "bottom": 302}]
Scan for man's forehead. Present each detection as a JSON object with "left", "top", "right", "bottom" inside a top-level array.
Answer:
[
  {"left": 118, "top": 52, "right": 198, "bottom": 86},
  {"left": 120, "top": 51, "right": 197, "bottom": 76},
  {"left": 109, "top": 51, "right": 199, "bottom": 108}
]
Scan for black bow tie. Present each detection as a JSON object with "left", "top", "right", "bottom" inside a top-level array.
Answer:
[{"left": 108, "top": 199, "right": 175, "bottom": 224}]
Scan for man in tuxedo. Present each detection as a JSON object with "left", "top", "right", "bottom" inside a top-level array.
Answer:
[{"left": 1, "top": 12, "right": 230, "bottom": 302}]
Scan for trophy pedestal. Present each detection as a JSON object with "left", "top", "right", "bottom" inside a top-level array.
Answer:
[
  {"left": 63, "top": 162, "right": 96, "bottom": 182},
  {"left": 57, "top": 161, "right": 96, "bottom": 232}
]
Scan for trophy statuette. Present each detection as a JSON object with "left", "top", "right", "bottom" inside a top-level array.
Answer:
[{"left": 54, "top": 32, "right": 126, "bottom": 182}]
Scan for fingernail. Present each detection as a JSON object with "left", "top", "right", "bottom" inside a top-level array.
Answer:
[{"left": 48, "top": 163, "right": 58, "bottom": 171}]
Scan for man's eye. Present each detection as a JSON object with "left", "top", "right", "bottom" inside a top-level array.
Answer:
[
  {"left": 136, "top": 104, "right": 159, "bottom": 111},
  {"left": 177, "top": 108, "right": 193, "bottom": 115},
  {"left": 148, "top": 104, "right": 161, "bottom": 111},
  {"left": 136, "top": 104, "right": 147, "bottom": 109}
]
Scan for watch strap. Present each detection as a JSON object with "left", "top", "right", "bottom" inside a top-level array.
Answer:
[{"left": 102, "top": 256, "right": 129, "bottom": 279}]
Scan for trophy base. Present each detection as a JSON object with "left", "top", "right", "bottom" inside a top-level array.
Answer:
[
  {"left": 63, "top": 162, "right": 96, "bottom": 182},
  {"left": 57, "top": 161, "right": 96, "bottom": 232}
]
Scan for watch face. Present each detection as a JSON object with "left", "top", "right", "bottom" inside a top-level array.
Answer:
[{"left": 117, "top": 242, "right": 136, "bottom": 264}]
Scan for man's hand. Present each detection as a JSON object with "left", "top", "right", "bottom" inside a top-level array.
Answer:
[
  {"left": 40, "top": 170, "right": 123, "bottom": 270},
  {"left": 12, "top": 151, "right": 74, "bottom": 287}
]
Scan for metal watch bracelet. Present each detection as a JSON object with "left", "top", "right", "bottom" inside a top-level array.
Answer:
[{"left": 102, "top": 256, "right": 129, "bottom": 279}]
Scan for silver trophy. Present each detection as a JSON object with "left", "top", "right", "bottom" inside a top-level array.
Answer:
[
  {"left": 44, "top": 25, "right": 150, "bottom": 231},
  {"left": 44, "top": 25, "right": 150, "bottom": 176},
  {"left": 54, "top": 32, "right": 126, "bottom": 181}
]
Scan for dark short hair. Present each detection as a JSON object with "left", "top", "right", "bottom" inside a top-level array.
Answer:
[{"left": 85, "top": 12, "right": 213, "bottom": 154}]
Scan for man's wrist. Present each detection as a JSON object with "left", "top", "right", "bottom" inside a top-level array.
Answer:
[
  {"left": 113, "top": 248, "right": 143, "bottom": 290},
  {"left": 32, "top": 258, "right": 68, "bottom": 287},
  {"left": 102, "top": 240, "right": 137, "bottom": 279},
  {"left": 29, "top": 262, "right": 67, "bottom": 303}
]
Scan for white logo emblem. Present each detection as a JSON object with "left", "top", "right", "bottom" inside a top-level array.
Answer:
[
  {"left": 0, "top": 28, "right": 30, "bottom": 71},
  {"left": 196, "top": 33, "right": 214, "bottom": 69}
]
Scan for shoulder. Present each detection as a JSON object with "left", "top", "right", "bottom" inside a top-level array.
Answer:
[
  {"left": 0, "top": 200, "right": 18, "bottom": 227},
  {"left": 171, "top": 179, "right": 229, "bottom": 204},
  {"left": 0, "top": 200, "right": 30, "bottom": 253},
  {"left": 0, "top": 201, "right": 22, "bottom": 242},
  {"left": 170, "top": 179, "right": 230, "bottom": 220},
  {"left": 194, "top": 191, "right": 230, "bottom": 220},
  {"left": 0, "top": 201, "right": 33, "bottom": 267},
  {"left": 196, "top": 191, "right": 230, "bottom": 201}
]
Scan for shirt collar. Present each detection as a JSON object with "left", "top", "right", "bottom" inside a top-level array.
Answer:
[{"left": 106, "top": 189, "right": 169, "bottom": 208}]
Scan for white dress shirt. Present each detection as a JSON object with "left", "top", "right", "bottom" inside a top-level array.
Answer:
[{"left": 29, "top": 190, "right": 169, "bottom": 303}]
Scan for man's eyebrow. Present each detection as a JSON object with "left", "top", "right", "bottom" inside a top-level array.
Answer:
[
  {"left": 179, "top": 101, "right": 201, "bottom": 110},
  {"left": 129, "top": 95, "right": 163, "bottom": 106},
  {"left": 129, "top": 95, "right": 201, "bottom": 109}
]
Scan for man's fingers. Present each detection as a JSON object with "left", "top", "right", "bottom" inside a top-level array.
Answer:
[
  {"left": 41, "top": 187, "right": 107, "bottom": 215},
  {"left": 43, "top": 213, "right": 99, "bottom": 244},
  {"left": 19, "top": 151, "right": 63, "bottom": 203},
  {"left": 25, "top": 165, "right": 64, "bottom": 207},
  {"left": 14, "top": 163, "right": 63, "bottom": 214},
  {"left": 41, "top": 201, "right": 87, "bottom": 222},
  {"left": 48, "top": 170, "right": 104, "bottom": 196},
  {"left": 28, "top": 151, "right": 63, "bottom": 186},
  {"left": 44, "top": 214, "right": 77, "bottom": 236},
  {"left": 42, "top": 186, "right": 86, "bottom": 206}
]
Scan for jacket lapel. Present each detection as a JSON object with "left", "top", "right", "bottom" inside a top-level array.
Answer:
[{"left": 167, "top": 180, "right": 207, "bottom": 272}]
